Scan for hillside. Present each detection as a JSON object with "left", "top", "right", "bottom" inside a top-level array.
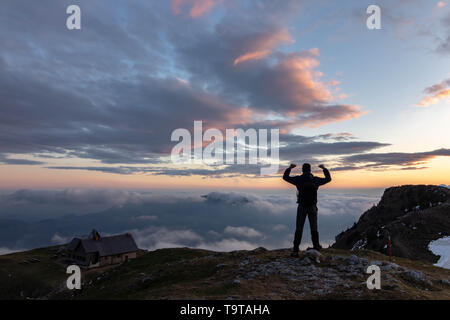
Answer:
[
  {"left": 332, "top": 185, "right": 450, "bottom": 263},
  {"left": 1, "top": 245, "right": 449, "bottom": 300}
]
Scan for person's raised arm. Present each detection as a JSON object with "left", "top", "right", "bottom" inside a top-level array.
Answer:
[
  {"left": 283, "top": 164, "right": 297, "bottom": 185},
  {"left": 316, "top": 164, "right": 331, "bottom": 186}
]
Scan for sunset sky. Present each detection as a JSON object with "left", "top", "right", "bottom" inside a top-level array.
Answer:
[{"left": 1, "top": 0, "right": 449, "bottom": 190}]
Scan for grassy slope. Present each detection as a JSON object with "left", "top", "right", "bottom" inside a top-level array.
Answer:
[
  {"left": 0, "top": 245, "right": 109, "bottom": 299},
  {"left": 0, "top": 246, "right": 66, "bottom": 299}
]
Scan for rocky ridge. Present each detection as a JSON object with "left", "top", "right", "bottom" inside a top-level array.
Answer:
[{"left": 332, "top": 185, "right": 450, "bottom": 263}]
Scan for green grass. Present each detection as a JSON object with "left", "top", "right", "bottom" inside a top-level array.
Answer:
[
  {"left": 0, "top": 246, "right": 66, "bottom": 299},
  {"left": 68, "top": 248, "right": 221, "bottom": 299}
]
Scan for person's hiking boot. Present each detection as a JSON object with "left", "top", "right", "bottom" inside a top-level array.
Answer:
[
  {"left": 311, "top": 231, "right": 322, "bottom": 251},
  {"left": 290, "top": 251, "right": 299, "bottom": 257},
  {"left": 306, "top": 246, "right": 321, "bottom": 251}
]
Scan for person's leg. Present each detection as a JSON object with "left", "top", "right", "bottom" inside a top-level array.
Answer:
[
  {"left": 293, "top": 204, "right": 307, "bottom": 252},
  {"left": 308, "top": 206, "right": 321, "bottom": 249}
]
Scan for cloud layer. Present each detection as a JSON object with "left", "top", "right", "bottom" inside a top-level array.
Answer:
[{"left": 0, "top": 189, "right": 381, "bottom": 253}]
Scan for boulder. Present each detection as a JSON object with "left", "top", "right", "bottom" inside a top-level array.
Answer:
[{"left": 401, "top": 270, "right": 432, "bottom": 286}]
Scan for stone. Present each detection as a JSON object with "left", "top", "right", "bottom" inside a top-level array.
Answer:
[
  {"left": 388, "top": 262, "right": 399, "bottom": 269},
  {"left": 348, "top": 255, "right": 360, "bottom": 264},
  {"left": 304, "top": 249, "right": 322, "bottom": 259},
  {"left": 402, "top": 270, "right": 432, "bottom": 286},
  {"left": 299, "top": 257, "right": 312, "bottom": 266},
  {"left": 239, "top": 259, "right": 250, "bottom": 266},
  {"left": 359, "top": 258, "right": 369, "bottom": 265},
  {"left": 331, "top": 255, "right": 344, "bottom": 261},
  {"left": 336, "top": 264, "right": 347, "bottom": 272},
  {"left": 244, "top": 271, "right": 258, "bottom": 280},
  {"left": 381, "top": 262, "right": 399, "bottom": 272},
  {"left": 381, "top": 265, "right": 391, "bottom": 271}
]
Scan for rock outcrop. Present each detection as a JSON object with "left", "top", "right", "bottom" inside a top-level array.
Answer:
[{"left": 332, "top": 185, "right": 450, "bottom": 263}]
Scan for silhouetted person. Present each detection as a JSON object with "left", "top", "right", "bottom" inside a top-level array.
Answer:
[{"left": 283, "top": 163, "right": 331, "bottom": 257}]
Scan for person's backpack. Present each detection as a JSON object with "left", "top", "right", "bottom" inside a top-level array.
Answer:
[{"left": 297, "top": 176, "right": 317, "bottom": 206}]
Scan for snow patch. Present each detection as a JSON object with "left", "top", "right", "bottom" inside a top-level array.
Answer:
[
  {"left": 351, "top": 238, "right": 367, "bottom": 251},
  {"left": 428, "top": 236, "right": 450, "bottom": 269}
]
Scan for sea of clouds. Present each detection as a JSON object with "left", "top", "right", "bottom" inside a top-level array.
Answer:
[{"left": 0, "top": 188, "right": 383, "bottom": 254}]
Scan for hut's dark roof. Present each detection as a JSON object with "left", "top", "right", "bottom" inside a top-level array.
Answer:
[
  {"left": 67, "top": 237, "right": 81, "bottom": 251},
  {"left": 67, "top": 233, "right": 138, "bottom": 257}
]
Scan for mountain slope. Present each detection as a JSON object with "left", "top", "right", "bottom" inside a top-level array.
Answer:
[
  {"left": 1, "top": 246, "right": 449, "bottom": 300},
  {"left": 332, "top": 185, "right": 450, "bottom": 263}
]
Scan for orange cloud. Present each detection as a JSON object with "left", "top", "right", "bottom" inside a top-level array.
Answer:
[
  {"left": 171, "top": 0, "right": 220, "bottom": 18},
  {"left": 437, "top": 1, "right": 447, "bottom": 8},
  {"left": 237, "top": 47, "right": 365, "bottom": 127},
  {"left": 302, "top": 105, "right": 367, "bottom": 128},
  {"left": 226, "top": 107, "right": 256, "bottom": 126},
  {"left": 273, "top": 49, "right": 332, "bottom": 106},
  {"left": 234, "top": 50, "right": 271, "bottom": 66},
  {"left": 233, "top": 29, "right": 293, "bottom": 66},
  {"left": 327, "top": 80, "right": 340, "bottom": 87},
  {"left": 418, "top": 88, "right": 450, "bottom": 106}
]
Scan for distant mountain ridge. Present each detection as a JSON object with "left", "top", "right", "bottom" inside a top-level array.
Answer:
[{"left": 332, "top": 185, "right": 450, "bottom": 263}]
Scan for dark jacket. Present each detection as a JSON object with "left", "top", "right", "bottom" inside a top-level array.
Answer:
[{"left": 283, "top": 167, "right": 331, "bottom": 206}]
